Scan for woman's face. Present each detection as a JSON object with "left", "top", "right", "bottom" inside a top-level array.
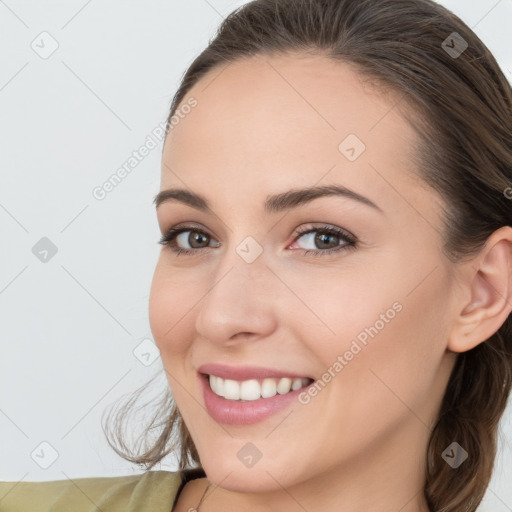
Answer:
[{"left": 149, "top": 54, "right": 460, "bottom": 495}]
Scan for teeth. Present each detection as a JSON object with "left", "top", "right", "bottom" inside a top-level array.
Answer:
[
  {"left": 223, "top": 379, "right": 240, "bottom": 400},
  {"left": 208, "top": 375, "right": 310, "bottom": 401},
  {"left": 277, "top": 377, "right": 292, "bottom": 394},
  {"left": 261, "top": 378, "right": 277, "bottom": 398},
  {"left": 209, "top": 375, "right": 224, "bottom": 397},
  {"left": 291, "top": 378, "right": 303, "bottom": 391}
]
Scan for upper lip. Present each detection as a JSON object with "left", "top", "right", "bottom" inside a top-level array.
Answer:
[{"left": 198, "top": 363, "right": 313, "bottom": 381}]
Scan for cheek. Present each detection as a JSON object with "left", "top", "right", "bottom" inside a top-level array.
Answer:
[
  {"left": 295, "top": 252, "right": 452, "bottom": 414},
  {"left": 285, "top": 282, "right": 449, "bottom": 474},
  {"left": 282, "top": 262, "right": 402, "bottom": 366},
  {"left": 148, "top": 263, "right": 203, "bottom": 415},
  {"left": 148, "top": 260, "right": 198, "bottom": 356}
]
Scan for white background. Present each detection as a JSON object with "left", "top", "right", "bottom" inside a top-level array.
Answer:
[{"left": 1, "top": 1, "right": 511, "bottom": 510}]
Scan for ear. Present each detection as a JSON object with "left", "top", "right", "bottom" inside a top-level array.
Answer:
[{"left": 447, "top": 226, "right": 512, "bottom": 353}]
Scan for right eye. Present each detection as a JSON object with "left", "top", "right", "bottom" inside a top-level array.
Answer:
[{"left": 158, "top": 226, "right": 221, "bottom": 256}]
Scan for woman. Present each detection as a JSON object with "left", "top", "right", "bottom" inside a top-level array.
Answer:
[{"left": 1, "top": 0, "right": 511, "bottom": 511}]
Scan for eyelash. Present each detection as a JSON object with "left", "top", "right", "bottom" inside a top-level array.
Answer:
[{"left": 158, "top": 224, "right": 357, "bottom": 257}]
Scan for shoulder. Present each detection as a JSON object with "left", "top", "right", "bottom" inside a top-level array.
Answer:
[{"left": 0, "top": 470, "right": 184, "bottom": 512}]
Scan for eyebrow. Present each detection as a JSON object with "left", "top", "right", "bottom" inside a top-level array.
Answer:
[{"left": 153, "top": 184, "right": 383, "bottom": 215}]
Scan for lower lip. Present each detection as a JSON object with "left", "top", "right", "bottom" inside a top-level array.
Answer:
[{"left": 200, "top": 374, "right": 310, "bottom": 425}]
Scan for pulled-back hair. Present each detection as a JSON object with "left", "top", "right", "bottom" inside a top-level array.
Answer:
[{"left": 103, "top": 1, "right": 512, "bottom": 510}]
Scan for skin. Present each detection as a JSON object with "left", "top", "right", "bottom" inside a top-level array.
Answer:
[{"left": 148, "top": 53, "right": 512, "bottom": 512}]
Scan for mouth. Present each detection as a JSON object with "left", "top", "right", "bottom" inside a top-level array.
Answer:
[
  {"left": 197, "top": 364, "right": 316, "bottom": 425},
  {"left": 202, "top": 373, "right": 315, "bottom": 401}
]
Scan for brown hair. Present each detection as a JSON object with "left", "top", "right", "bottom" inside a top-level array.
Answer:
[{"left": 102, "top": 1, "right": 512, "bottom": 510}]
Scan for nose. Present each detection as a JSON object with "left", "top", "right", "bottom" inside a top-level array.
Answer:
[{"left": 194, "top": 251, "right": 279, "bottom": 346}]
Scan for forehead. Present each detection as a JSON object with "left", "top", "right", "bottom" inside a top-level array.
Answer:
[{"left": 161, "top": 53, "right": 423, "bottom": 212}]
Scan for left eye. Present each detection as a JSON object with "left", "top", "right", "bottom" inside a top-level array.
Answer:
[
  {"left": 158, "top": 225, "right": 357, "bottom": 257},
  {"left": 289, "top": 226, "right": 357, "bottom": 256}
]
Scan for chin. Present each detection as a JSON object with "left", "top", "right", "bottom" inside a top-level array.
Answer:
[
  {"left": 204, "top": 463, "right": 289, "bottom": 493},
  {"left": 196, "top": 440, "right": 305, "bottom": 494}
]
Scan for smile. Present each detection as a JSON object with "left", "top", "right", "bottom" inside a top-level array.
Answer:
[{"left": 208, "top": 374, "right": 314, "bottom": 401}]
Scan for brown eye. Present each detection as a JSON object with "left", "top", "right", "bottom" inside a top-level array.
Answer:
[
  {"left": 159, "top": 226, "right": 220, "bottom": 255},
  {"left": 290, "top": 225, "right": 357, "bottom": 256},
  {"left": 178, "top": 231, "right": 210, "bottom": 249}
]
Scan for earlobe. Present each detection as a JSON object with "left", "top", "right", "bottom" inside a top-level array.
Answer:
[{"left": 447, "top": 226, "right": 512, "bottom": 354}]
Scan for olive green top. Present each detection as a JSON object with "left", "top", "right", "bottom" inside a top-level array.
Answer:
[{"left": 0, "top": 468, "right": 206, "bottom": 512}]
